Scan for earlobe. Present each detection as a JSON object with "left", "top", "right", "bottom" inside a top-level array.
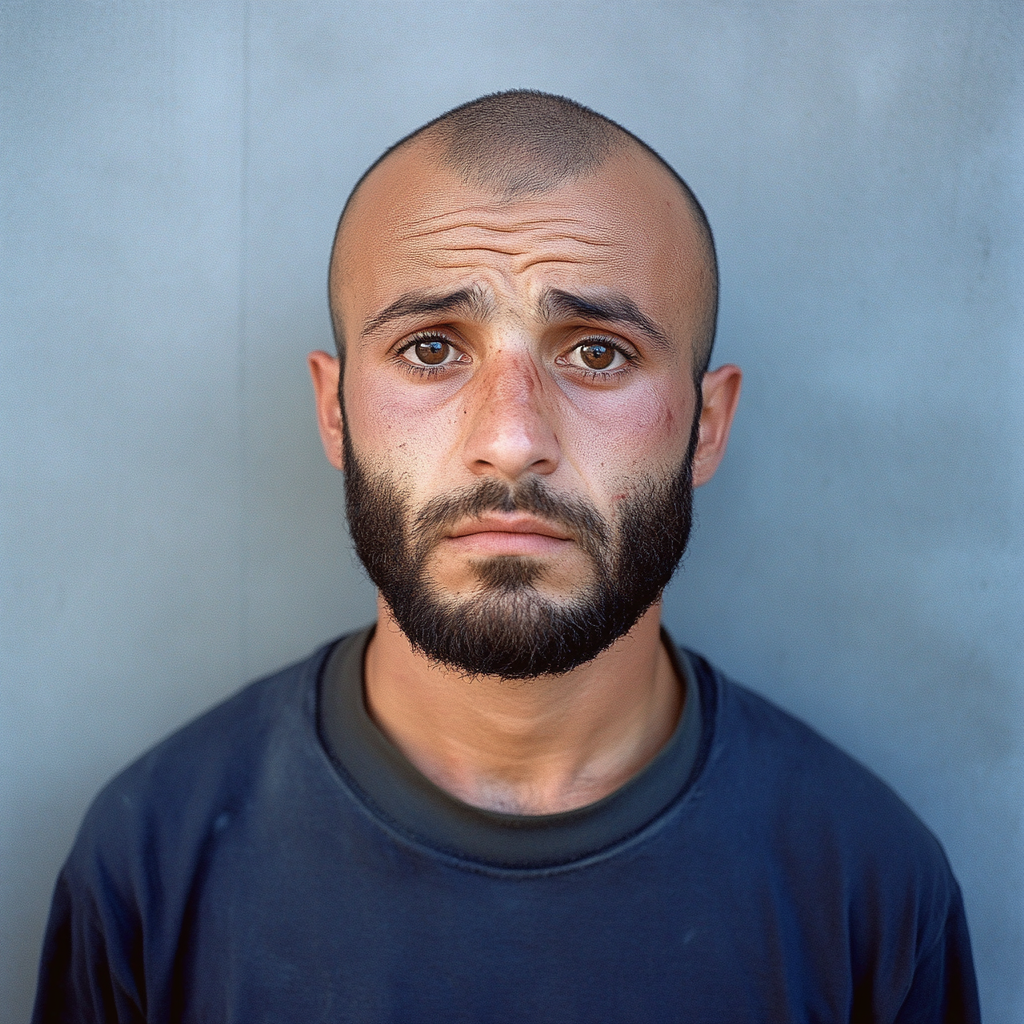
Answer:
[
  {"left": 307, "top": 351, "right": 345, "bottom": 471},
  {"left": 692, "top": 364, "right": 742, "bottom": 488}
]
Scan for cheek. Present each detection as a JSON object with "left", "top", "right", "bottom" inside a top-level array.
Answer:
[
  {"left": 563, "top": 383, "right": 694, "bottom": 517},
  {"left": 566, "top": 381, "right": 693, "bottom": 469},
  {"left": 631, "top": 394, "right": 686, "bottom": 446},
  {"left": 344, "top": 371, "right": 461, "bottom": 470}
]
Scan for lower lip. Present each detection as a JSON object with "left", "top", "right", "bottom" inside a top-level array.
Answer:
[{"left": 444, "top": 532, "right": 572, "bottom": 556}]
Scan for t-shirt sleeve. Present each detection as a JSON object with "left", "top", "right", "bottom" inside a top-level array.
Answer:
[
  {"left": 32, "top": 864, "right": 146, "bottom": 1024},
  {"left": 891, "top": 882, "right": 980, "bottom": 1024}
]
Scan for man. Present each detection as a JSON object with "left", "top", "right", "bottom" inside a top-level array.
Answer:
[{"left": 34, "top": 91, "right": 978, "bottom": 1022}]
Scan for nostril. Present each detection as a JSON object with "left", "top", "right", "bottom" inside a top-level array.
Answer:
[{"left": 462, "top": 415, "right": 560, "bottom": 480}]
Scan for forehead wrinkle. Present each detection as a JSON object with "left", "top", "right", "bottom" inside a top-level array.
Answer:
[
  {"left": 421, "top": 254, "right": 621, "bottom": 276},
  {"left": 405, "top": 232, "right": 620, "bottom": 266},
  {"left": 398, "top": 206, "right": 616, "bottom": 241},
  {"left": 397, "top": 224, "right": 619, "bottom": 250},
  {"left": 402, "top": 211, "right": 593, "bottom": 233},
  {"left": 430, "top": 239, "right": 617, "bottom": 257}
]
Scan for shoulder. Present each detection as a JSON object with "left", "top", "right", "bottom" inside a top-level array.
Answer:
[
  {"left": 685, "top": 647, "right": 959, "bottom": 908},
  {"left": 34, "top": 640, "right": 342, "bottom": 1020},
  {"left": 680, "top": 648, "right": 978, "bottom": 1022},
  {"left": 692, "top": 651, "right": 932, "bottom": 821},
  {"left": 64, "top": 639, "right": 336, "bottom": 901}
]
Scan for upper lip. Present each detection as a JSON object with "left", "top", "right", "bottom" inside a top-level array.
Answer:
[{"left": 447, "top": 514, "right": 573, "bottom": 541}]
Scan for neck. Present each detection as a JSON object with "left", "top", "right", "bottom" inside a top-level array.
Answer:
[{"left": 363, "top": 599, "right": 681, "bottom": 815}]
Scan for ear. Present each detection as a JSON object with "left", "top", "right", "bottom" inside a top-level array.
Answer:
[
  {"left": 307, "top": 351, "right": 345, "bottom": 471},
  {"left": 691, "top": 364, "right": 742, "bottom": 488}
]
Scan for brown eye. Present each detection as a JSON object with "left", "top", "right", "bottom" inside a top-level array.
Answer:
[
  {"left": 413, "top": 338, "right": 450, "bottom": 365},
  {"left": 579, "top": 342, "right": 615, "bottom": 370}
]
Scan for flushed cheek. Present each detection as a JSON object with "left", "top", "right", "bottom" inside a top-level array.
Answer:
[
  {"left": 345, "top": 375, "right": 464, "bottom": 478},
  {"left": 623, "top": 392, "right": 689, "bottom": 446},
  {"left": 561, "top": 387, "right": 693, "bottom": 483}
]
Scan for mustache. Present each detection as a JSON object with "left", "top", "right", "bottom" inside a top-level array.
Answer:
[{"left": 411, "top": 476, "right": 610, "bottom": 561}]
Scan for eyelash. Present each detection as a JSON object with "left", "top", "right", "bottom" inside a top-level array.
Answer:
[
  {"left": 394, "top": 333, "right": 464, "bottom": 377},
  {"left": 567, "top": 337, "right": 639, "bottom": 380},
  {"left": 392, "top": 333, "right": 639, "bottom": 380}
]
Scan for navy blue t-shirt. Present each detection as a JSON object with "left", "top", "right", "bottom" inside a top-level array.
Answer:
[{"left": 33, "top": 630, "right": 979, "bottom": 1022}]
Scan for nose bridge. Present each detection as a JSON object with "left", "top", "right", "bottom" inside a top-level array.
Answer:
[
  {"left": 485, "top": 344, "right": 543, "bottom": 407},
  {"left": 462, "top": 343, "right": 559, "bottom": 479}
]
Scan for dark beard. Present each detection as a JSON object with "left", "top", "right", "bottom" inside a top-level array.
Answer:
[{"left": 342, "top": 417, "right": 698, "bottom": 680}]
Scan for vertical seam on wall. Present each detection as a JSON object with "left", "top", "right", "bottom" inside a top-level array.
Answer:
[{"left": 238, "top": 0, "right": 250, "bottom": 682}]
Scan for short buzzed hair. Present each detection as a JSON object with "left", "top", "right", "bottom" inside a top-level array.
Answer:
[
  {"left": 425, "top": 90, "right": 621, "bottom": 198},
  {"left": 329, "top": 90, "right": 718, "bottom": 385}
]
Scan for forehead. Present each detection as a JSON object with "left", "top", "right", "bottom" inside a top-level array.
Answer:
[{"left": 333, "top": 141, "right": 707, "bottom": 341}]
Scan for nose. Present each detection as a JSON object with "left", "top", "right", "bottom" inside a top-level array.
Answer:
[{"left": 461, "top": 349, "right": 560, "bottom": 481}]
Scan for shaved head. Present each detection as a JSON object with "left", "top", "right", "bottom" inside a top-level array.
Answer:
[{"left": 329, "top": 91, "right": 719, "bottom": 384}]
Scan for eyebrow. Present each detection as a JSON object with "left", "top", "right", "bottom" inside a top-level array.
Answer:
[
  {"left": 360, "top": 287, "right": 493, "bottom": 339},
  {"left": 358, "top": 283, "right": 672, "bottom": 352},
  {"left": 539, "top": 288, "right": 672, "bottom": 351}
]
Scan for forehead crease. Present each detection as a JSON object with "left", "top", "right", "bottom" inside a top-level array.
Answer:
[
  {"left": 396, "top": 225, "right": 620, "bottom": 253},
  {"left": 420, "top": 244, "right": 618, "bottom": 266},
  {"left": 403, "top": 211, "right": 590, "bottom": 234}
]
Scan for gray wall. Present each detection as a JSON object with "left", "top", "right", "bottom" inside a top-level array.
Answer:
[{"left": 2, "top": 2, "right": 1020, "bottom": 1019}]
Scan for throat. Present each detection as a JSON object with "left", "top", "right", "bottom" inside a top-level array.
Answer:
[{"left": 362, "top": 602, "right": 682, "bottom": 815}]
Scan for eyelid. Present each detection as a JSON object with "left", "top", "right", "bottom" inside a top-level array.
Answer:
[
  {"left": 395, "top": 329, "right": 468, "bottom": 369},
  {"left": 392, "top": 328, "right": 637, "bottom": 374},
  {"left": 574, "top": 328, "right": 638, "bottom": 354},
  {"left": 561, "top": 333, "right": 637, "bottom": 373},
  {"left": 394, "top": 327, "right": 457, "bottom": 350}
]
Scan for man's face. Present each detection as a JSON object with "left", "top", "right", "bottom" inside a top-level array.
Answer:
[{"left": 329, "top": 142, "right": 715, "bottom": 677}]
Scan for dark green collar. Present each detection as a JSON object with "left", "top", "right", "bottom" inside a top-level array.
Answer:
[{"left": 318, "top": 626, "right": 702, "bottom": 869}]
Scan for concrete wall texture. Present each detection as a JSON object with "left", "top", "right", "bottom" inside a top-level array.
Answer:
[{"left": 2, "top": 2, "right": 1021, "bottom": 1019}]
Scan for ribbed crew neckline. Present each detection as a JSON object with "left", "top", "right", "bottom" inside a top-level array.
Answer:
[{"left": 317, "top": 627, "right": 704, "bottom": 869}]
